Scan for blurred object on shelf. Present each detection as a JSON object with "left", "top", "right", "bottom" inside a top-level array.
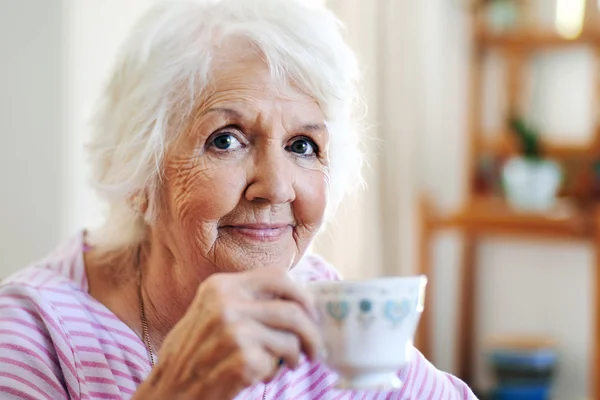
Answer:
[
  {"left": 474, "top": 153, "right": 502, "bottom": 195},
  {"left": 486, "top": 336, "right": 558, "bottom": 400},
  {"left": 477, "top": 0, "right": 598, "bottom": 39},
  {"left": 502, "top": 116, "right": 562, "bottom": 211},
  {"left": 492, "top": 385, "right": 552, "bottom": 400},
  {"left": 502, "top": 156, "right": 561, "bottom": 210},
  {"left": 485, "top": 0, "right": 520, "bottom": 33}
]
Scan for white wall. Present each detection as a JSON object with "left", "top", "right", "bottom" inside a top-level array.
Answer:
[
  {"left": 0, "top": 0, "right": 157, "bottom": 277},
  {"left": 62, "top": 0, "right": 158, "bottom": 238},
  {"left": 0, "top": 0, "right": 65, "bottom": 276}
]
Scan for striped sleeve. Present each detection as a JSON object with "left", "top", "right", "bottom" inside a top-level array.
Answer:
[
  {"left": 397, "top": 348, "right": 477, "bottom": 399},
  {"left": 0, "top": 286, "right": 70, "bottom": 400}
]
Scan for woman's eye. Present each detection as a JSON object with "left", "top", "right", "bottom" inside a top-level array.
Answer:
[
  {"left": 210, "top": 133, "right": 242, "bottom": 151},
  {"left": 288, "top": 138, "right": 317, "bottom": 156}
]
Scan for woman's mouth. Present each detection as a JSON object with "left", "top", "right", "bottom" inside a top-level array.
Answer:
[{"left": 220, "top": 223, "right": 293, "bottom": 242}]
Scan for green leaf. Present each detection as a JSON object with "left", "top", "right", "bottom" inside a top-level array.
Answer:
[{"left": 509, "top": 116, "right": 541, "bottom": 159}]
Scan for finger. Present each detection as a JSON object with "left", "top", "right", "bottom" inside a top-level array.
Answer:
[
  {"left": 249, "top": 321, "right": 301, "bottom": 369},
  {"left": 205, "top": 348, "right": 272, "bottom": 398},
  {"left": 244, "top": 269, "right": 319, "bottom": 321},
  {"left": 206, "top": 321, "right": 287, "bottom": 384},
  {"left": 262, "top": 356, "right": 284, "bottom": 384},
  {"left": 184, "top": 324, "right": 239, "bottom": 379},
  {"left": 247, "top": 300, "right": 323, "bottom": 361}
]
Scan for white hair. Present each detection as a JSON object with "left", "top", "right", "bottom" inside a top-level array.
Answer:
[{"left": 88, "top": 0, "right": 362, "bottom": 251}]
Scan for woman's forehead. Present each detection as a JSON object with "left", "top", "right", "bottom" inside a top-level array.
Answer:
[
  {"left": 210, "top": 55, "right": 302, "bottom": 96},
  {"left": 209, "top": 38, "right": 314, "bottom": 96},
  {"left": 199, "top": 59, "right": 323, "bottom": 122}
]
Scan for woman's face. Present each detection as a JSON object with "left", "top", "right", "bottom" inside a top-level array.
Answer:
[{"left": 154, "top": 48, "right": 329, "bottom": 275}]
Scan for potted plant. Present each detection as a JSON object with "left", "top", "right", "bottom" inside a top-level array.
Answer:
[{"left": 501, "top": 116, "right": 562, "bottom": 211}]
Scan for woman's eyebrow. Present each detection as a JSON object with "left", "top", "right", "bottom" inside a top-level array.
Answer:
[
  {"left": 202, "top": 107, "right": 245, "bottom": 120},
  {"left": 300, "top": 123, "right": 326, "bottom": 132},
  {"left": 203, "top": 107, "right": 326, "bottom": 134}
]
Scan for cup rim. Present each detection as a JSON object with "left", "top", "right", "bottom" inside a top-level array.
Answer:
[{"left": 306, "top": 274, "right": 428, "bottom": 289}]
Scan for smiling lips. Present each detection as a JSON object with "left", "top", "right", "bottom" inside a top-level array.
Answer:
[{"left": 220, "top": 223, "right": 293, "bottom": 242}]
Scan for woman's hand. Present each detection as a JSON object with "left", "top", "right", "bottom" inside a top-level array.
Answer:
[{"left": 133, "top": 267, "right": 323, "bottom": 400}]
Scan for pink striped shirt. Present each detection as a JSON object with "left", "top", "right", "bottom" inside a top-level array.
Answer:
[{"left": 0, "top": 233, "right": 476, "bottom": 399}]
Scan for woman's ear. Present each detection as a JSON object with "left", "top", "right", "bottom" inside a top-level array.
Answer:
[{"left": 129, "top": 191, "right": 149, "bottom": 216}]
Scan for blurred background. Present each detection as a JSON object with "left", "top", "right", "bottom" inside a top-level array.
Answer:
[{"left": 0, "top": 0, "right": 598, "bottom": 399}]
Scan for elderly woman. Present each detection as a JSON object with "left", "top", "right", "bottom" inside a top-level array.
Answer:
[{"left": 0, "top": 1, "right": 476, "bottom": 399}]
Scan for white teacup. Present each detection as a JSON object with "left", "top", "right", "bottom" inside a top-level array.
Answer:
[{"left": 307, "top": 276, "right": 427, "bottom": 390}]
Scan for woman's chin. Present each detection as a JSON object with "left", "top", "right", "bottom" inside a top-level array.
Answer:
[{"left": 212, "top": 239, "right": 298, "bottom": 272}]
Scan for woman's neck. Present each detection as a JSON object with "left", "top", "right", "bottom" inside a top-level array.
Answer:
[
  {"left": 86, "top": 238, "right": 214, "bottom": 352},
  {"left": 138, "top": 250, "right": 189, "bottom": 348}
]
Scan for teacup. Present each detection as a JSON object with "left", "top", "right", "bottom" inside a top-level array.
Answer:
[{"left": 307, "top": 275, "right": 427, "bottom": 390}]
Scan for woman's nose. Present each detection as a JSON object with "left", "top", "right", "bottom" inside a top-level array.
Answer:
[{"left": 244, "top": 147, "right": 295, "bottom": 205}]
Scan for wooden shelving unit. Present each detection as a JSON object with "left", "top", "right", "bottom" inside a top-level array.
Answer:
[
  {"left": 477, "top": 28, "right": 600, "bottom": 49},
  {"left": 416, "top": 1, "right": 600, "bottom": 397},
  {"left": 436, "top": 196, "right": 589, "bottom": 238},
  {"left": 475, "top": 134, "right": 597, "bottom": 158}
]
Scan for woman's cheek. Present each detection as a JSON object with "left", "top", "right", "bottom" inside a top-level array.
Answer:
[
  {"left": 176, "top": 162, "right": 248, "bottom": 221},
  {"left": 293, "top": 169, "right": 328, "bottom": 230}
]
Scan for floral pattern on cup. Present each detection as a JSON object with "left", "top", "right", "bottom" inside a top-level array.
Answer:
[
  {"left": 357, "top": 299, "right": 374, "bottom": 328},
  {"left": 326, "top": 300, "right": 350, "bottom": 323},
  {"left": 384, "top": 299, "right": 412, "bottom": 328}
]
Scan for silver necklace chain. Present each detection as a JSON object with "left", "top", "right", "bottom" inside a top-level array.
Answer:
[{"left": 135, "top": 246, "right": 155, "bottom": 367}]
